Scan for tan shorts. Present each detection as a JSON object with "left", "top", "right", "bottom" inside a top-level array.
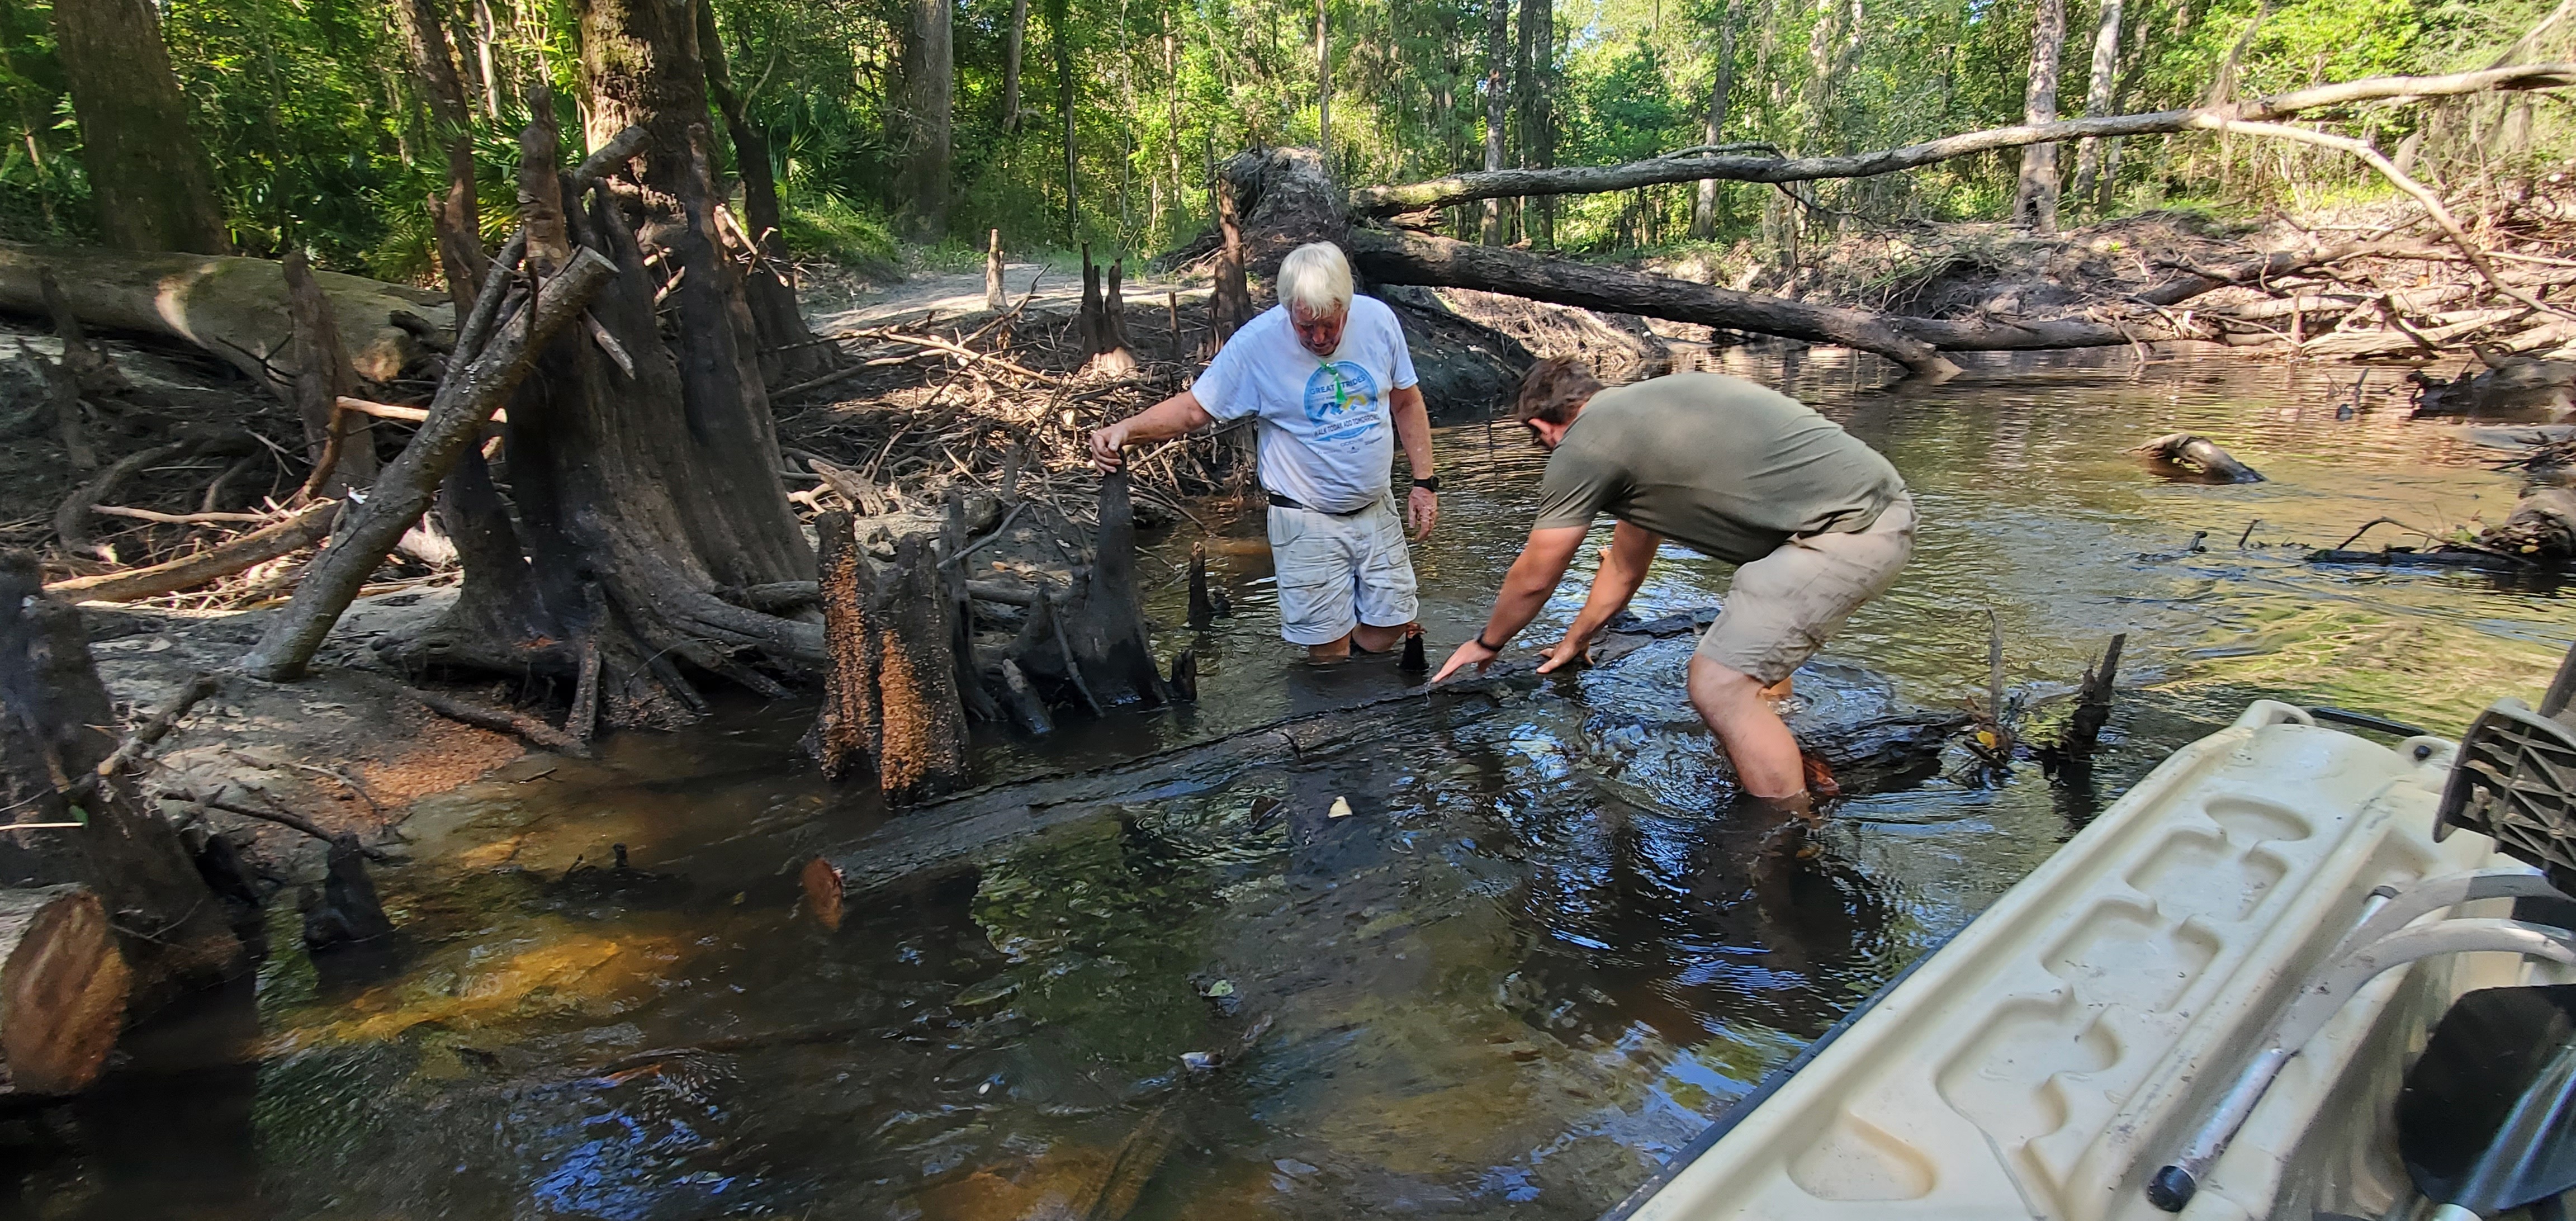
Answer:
[
  {"left": 1267, "top": 495, "right": 1419, "bottom": 646},
  {"left": 1695, "top": 493, "right": 1916, "bottom": 684}
]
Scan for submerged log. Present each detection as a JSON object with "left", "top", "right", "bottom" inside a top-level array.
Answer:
[
  {"left": 2479, "top": 486, "right": 2576, "bottom": 564},
  {"left": 802, "top": 659, "right": 1968, "bottom": 913},
  {"left": 2137, "top": 432, "right": 2265, "bottom": 483},
  {"left": 0, "top": 884, "right": 127, "bottom": 1095}
]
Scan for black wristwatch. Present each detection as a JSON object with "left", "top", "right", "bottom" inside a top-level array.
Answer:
[
  {"left": 1412, "top": 475, "right": 1441, "bottom": 492},
  {"left": 1475, "top": 631, "right": 1508, "bottom": 651}
]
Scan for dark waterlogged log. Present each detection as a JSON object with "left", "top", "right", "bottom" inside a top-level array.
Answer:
[
  {"left": 801, "top": 662, "right": 1967, "bottom": 916},
  {"left": 2138, "top": 432, "right": 2265, "bottom": 482}
]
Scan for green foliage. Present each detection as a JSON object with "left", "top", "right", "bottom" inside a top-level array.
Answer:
[{"left": 0, "top": 0, "right": 2557, "bottom": 278}]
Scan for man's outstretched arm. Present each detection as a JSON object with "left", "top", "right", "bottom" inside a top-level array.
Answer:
[
  {"left": 1090, "top": 391, "right": 1215, "bottom": 471},
  {"left": 1431, "top": 524, "right": 1588, "bottom": 682},
  {"left": 1538, "top": 520, "right": 1660, "bottom": 673}
]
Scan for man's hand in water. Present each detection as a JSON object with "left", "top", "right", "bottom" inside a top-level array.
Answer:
[
  {"left": 1535, "top": 632, "right": 1588, "bottom": 674},
  {"left": 1431, "top": 637, "right": 1502, "bottom": 682}
]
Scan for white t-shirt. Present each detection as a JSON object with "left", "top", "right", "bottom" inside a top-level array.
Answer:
[{"left": 1192, "top": 297, "right": 1419, "bottom": 514}]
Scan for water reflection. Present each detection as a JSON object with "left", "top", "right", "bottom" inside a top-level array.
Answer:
[{"left": 15, "top": 349, "right": 2576, "bottom": 1219}]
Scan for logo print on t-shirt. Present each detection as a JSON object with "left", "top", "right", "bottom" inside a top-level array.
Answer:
[{"left": 1302, "top": 361, "right": 1381, "bottom": 444}]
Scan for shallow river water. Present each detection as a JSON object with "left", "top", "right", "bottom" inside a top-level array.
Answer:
[{"left": 18, "top": 350, "right": 2576, "bottom": 1220}]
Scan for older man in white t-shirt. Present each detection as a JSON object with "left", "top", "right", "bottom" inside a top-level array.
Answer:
[{"left": 1090, "top": 242, "right": 1438, "bottom": 662}]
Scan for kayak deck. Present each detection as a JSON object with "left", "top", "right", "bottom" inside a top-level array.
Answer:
[{"left": 1620, "top": 700, "right": 2547, "bottom": 1221}]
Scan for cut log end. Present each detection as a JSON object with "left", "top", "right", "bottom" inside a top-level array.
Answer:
[
  {"left": 0, "top": 886, "right": 130, "bottom": 1096},
  {"left": 801, "top": 857, "right": 847, "bottom": 931}
]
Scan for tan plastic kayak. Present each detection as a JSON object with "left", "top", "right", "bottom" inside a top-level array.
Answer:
[{"left": 1615, "top": 699, "right": 2555, "bottom": 1221}]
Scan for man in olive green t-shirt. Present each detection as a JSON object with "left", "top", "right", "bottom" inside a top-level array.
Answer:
[{"left": 1433, "top": 359, "right": 1917, "bottom": 805}]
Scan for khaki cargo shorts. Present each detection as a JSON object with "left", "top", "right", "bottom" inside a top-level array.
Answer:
[
  {"left": 1267, "top": 495, "right": 1420, "bottom": 646},
  {"left": 1696, "top": 492, "right": 1916, "bottom": 684}
]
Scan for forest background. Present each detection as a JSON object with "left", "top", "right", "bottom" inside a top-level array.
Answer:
[{"left": 0, "top": 0, "right": 2559, "bottom": 287}]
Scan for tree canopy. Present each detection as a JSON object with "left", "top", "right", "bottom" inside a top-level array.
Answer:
[{"left": 0, "top": 0, "right": 2560, "bottom": 277}]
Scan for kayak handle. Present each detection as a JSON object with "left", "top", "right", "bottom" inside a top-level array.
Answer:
[
  {"left": 2149, "top": 913, "right": 2576, "bottom": 1212},
  {"left": 2305, "top": 706, "right": 2429, "bottom": 739}
]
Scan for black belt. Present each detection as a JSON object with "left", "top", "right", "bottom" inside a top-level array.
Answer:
[{"left": 1266, "top": 491, "right": 1376, "bottom": 517}]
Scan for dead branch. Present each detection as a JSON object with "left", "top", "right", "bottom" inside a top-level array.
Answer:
[
  {"left": 1351, "top": 64, "right": 2576, "bottom": 215},
  {"left": 40, "top": 498, "right": 338, "bottom": 604}
]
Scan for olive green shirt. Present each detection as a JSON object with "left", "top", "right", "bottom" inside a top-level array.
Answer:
[{"left": 1530, "top": 373, "right": 1907, "bottom": 565}]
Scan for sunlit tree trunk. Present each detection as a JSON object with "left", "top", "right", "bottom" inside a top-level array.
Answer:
[
  {"left": 1315, "top": 0, "right": 1330, "bottom": 164},
  {"left": 2070, "top": 0, "right": 2123, "bottom": 214},
  {"left": 1003, "top": 0, "right": 1029, "bottom": 131},
  {"left": 1689, "top": 0, "right": 1736, "bottom": 238},
  {"left": 698, "top": 0, "right": 832, "bottom": 385},
  {"left": 2014, "top": 0, "right": 2066, "bottom": 233},
  {"left": 49, "top": 0, "right": 225, "bottom": 254},
  {"left": 899, "top": 0, "right": 953, "bottom": 240},
  {"left": 1050, "top": 0, "right": 1078, "bottom": 242},
  {"left": 1480, "top": 0, "right": 1508, "bottom": 243},
  {"left": 1514, "top": 0, "right": 1554, "bottom": 248}
]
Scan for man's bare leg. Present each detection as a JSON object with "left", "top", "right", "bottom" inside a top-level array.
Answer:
[
  {"left": 1688, "top": 655, "right": 1808, "bottom": 801},
  {"left": 1308, "top": 622, "right": 1407, "bottom": 663},
  {"left": 1352, "top": 622, "right": 1406, "bottom": 653}
]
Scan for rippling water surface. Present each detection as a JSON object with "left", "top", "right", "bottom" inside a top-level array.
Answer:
[{"left": 26, "top": 350, "right": 2576, "bottom": 1220}]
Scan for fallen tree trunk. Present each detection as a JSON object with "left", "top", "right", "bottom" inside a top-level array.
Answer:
[
  {"left": 0, "top": 884, "right": 128, "bottom": 1095},
  {"left": 1349, "top": 228, "right": 1964, "bottom": 378},
  {"left": 0, "top": 242, "right": 448, "bottom": 387},
  {"left": 1348, "top": 64, "right": 2576, "bottom": 215}
]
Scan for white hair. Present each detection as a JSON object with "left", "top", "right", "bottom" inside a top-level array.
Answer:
[{"left": 1277, "top": 242, "right": 1355, "bottom": 318}]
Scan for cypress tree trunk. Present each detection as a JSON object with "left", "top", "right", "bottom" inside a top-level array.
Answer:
[
  {"left": 1002, "top": 0, "right": 1029, "bottom": 131},
  {"left": 1050, "top": 0, "right": 1078, "bottom": 243},
  {"left": 377, "top": 3, "right": 823, "bottom": 727},
  {"left": 49, "top": 0, "right": 225, "bottom": 254},
  {"left": 2014, "top": 0, "right": 2068, "bottom": 233},
  {"left": 900, "top": 0, "right": 954, "bottom": 241}
]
